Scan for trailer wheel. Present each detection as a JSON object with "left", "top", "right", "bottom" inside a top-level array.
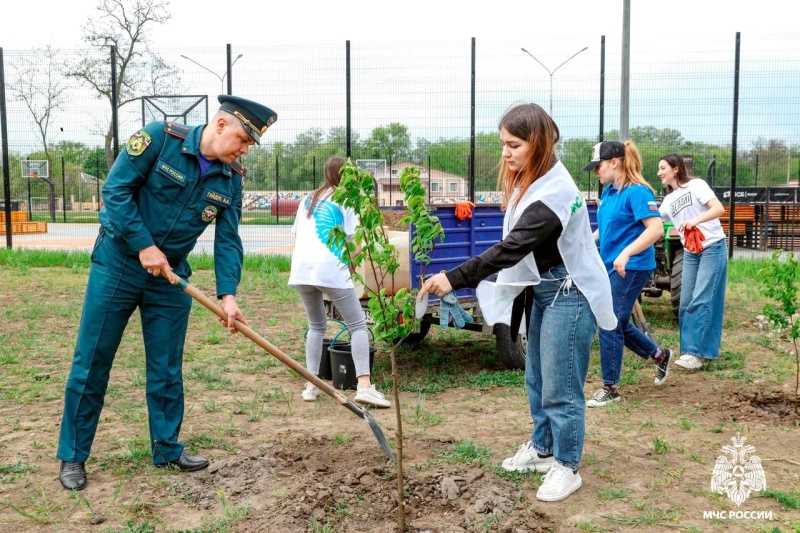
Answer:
[
  {"left": 670, "top": 249, "right": 683, "bottom": 324},
  {"left": 494, "top": 324, "right": 526, "bottom": 370}
]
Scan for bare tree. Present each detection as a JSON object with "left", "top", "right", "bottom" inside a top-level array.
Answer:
[
  {"left": 9, "top": 45, "right": 68, "bottom": 222},
  {"left": 9, "top": 46, "right": 68, "bottom": 164},
  {"left": 67, "top": 0, "right": 179, "bottom": 169}
]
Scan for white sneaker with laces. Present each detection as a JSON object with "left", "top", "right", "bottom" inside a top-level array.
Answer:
[
  {"left": 354, "top": 384, "right": 390, "bottom": 408},
  {"left": 501, "top": 441, "right": 555, "bottom": 473},
  {"left": 301, "top": 383, "right": 319, "bottom": 402},
  {"left": 674, "top": 354, "right": 704, "bottom": 370},
  {"left": 536, "top": 462, "right": 582, "bottom": 502}
]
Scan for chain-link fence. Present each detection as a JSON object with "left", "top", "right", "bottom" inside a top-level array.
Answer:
[{"left": 1, "top": 34, "right": 799, "bottom": 254}]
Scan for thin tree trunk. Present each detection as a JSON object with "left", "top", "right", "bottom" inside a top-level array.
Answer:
[
  {"left": 104, "top": 127, "right": 115, "bottom": 171},
  {"left": 391, "top": 342, "right": 405, "bottom": 532}
]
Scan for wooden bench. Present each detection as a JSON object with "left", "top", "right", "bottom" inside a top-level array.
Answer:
[
  {"left": 0, "top": 221, "right": 47, "bottom": 235},
  {"left": 722, "top": 205, "right": 756, "bottom": 221},
  {"left": 0, "top": 211, "right": 28, "bottom": 223}
]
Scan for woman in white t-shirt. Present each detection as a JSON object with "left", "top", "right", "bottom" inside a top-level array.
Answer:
[
  {"left": 657, "top": 153, "right": 727, "bottom": 370},
  {"left": 288, "top": 157, "right": 389, "bottom": 407}
]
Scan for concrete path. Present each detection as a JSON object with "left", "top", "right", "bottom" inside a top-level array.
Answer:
[{"left": 1, "top": 223, "right": 294, "bottom": 255}]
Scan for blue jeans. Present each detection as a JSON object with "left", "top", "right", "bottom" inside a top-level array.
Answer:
[
  {"left": 680, "top": 239, "right": 727, "bottom": 359},
  {"left": 526, "top": 265, "right": 597, "bottom": 471},
  {"left": 598, "top": 269, "right": 658, "bottom": 385}
]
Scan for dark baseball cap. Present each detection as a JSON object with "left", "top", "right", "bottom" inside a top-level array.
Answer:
[
  {"left": 218, "top": 95, "right": 277, "bottom": 144},
  {"left": 582, "top": 141, "right": 625, "bottom": 171}
]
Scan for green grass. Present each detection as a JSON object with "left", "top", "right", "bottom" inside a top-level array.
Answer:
[
  {"left": 762, "top": 488, "right": 800, "bottom": 510},
  {"left": 438, "top": 439, "right": 492, "bottom": 467}
]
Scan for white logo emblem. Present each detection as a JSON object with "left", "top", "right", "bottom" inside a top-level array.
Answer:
[{"left": 711, "top": 434, "right": 766, "bottom": 507}]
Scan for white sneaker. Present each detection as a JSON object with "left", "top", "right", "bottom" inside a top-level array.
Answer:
[
  {"left": 501, "top": 441, "right": 555, "bottom": 473},
  {"left": 536, "top": 462, "right": 582, "bottom": 502},
  {"left": 674, "top": 354, "right": 704, "bottom": 370},
  {"left": 301, "top": 383, "right": 319, "bottom": 402},
  {"left": 354, "top": 385, "right": 390, "bottom": 408}
]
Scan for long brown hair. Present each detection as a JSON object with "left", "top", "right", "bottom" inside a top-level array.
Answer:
[
  {"left": 306, "top": 156, "right": 346, "bottom": 218},
  {"left": 616, "top": 141, "right": 654, "bottom": 193},
  {"left": 496, "top": 103, "right": 559, "bottom": 210},
  {"left": 660, "top": 153, "right": 691, "bottom": 193}
]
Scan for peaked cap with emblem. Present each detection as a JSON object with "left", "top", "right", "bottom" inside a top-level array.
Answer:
[{"left": 218, "top": 95, "right": 277, "bottom": 145}]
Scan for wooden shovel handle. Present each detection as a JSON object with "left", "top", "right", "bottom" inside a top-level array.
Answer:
[{"left": 172, "top": 276, "right": 356, "bottom": 409}]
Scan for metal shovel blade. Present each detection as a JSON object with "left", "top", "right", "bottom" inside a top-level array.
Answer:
[{"left": 342, "top": 400, "right": 394, "bottom": 461}]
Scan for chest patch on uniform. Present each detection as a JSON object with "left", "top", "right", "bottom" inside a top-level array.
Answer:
[
  {"left": 157, "top": 160, "right": 187, "bottom": 185},
  {"left": 204, "top": 189, "right": 232, "bottom": 206},
  {"left": 201, "top": 205, "right": 218, "bottom": 223},
  {"left": 126, "top": 130, "right": 151, "bottom": 156}
]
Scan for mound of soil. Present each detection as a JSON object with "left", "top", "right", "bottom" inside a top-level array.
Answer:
[
  {"left": 167, "top": 434, "right": 554, "bottom": 532},
  {"left": 724, "top": 385, "right": 800, "bottom": 422}
]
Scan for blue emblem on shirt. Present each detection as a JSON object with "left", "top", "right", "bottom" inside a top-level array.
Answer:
[{"left": 307, "top": 197, "right": 345, "bottom": 261}]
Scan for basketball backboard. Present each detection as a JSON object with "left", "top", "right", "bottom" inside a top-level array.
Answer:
[
  {"left": 356, "top": 159, "right": 387, "bottom": 179},
  {"left": 21, "top": 160, "right": 49, "bottom": 179}
]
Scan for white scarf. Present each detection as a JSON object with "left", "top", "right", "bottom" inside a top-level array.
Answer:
[{"left": 476, "top": 161, "right": 617, "bottom": 331}]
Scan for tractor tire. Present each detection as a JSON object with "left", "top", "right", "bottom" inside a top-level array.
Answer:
[
  {"left": 494, "top": 324, "right": 526, "bottom": 370},
  {"left": 670, "top": 249, "right": 683, "bottom": 324}
]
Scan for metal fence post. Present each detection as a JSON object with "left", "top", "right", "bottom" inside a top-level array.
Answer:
[
  {"left": 427, "top": 154, "right": 432, "bottom": 205},
  {"left": 226, "top": 44, "right": 233, "bottom": 95},
  {"left": 96, "top": 158, "right": 101, "bottom": 211},
  {"left": 275, "top": 156, "right": 280, "bottom": 224},
  {"left": 346, "top": 40, "right": 351, "bottom": 158},
  {"left": 111, "top": 46, "right": 119, "bottom": 161},
  {"left": 597, "top": 35, "right": 606, "bottom": 199},
  {"left": 61, "top": 156, "right": 66, "bottom": 222},
  {"left": 0, "top": 47, "right": 12, "bottom": 248},
  {"left": 26, "top": 158, "right": 32, "bottom": 219},
  {"left": 469, "top": 37, "right": 476, "bottom": 204},
  {"left": 727, "top": 32, "right": 741, "bottom": 259}
]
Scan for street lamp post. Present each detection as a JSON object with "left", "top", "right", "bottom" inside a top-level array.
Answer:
[
  {"left": 180, "top": 53, "right": 243, "bottom": 94},
  {"left": 520, "top": 46, "right": 588, "bottom": 115}
]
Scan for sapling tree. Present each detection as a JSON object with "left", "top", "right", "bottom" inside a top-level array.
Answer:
[
  {"left": 760, "top": 250, "right": 800, "bottom": 413},
  {"left": 329, "top": 161, "right": 443, "bottom": 531}
]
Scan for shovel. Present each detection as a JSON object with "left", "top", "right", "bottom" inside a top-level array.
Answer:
[
  {"left": 169, "top": 274, "right": 394, "bottom": 461},
  {"left": 632, "top": 300, "right": 657, "bottom": 344}
]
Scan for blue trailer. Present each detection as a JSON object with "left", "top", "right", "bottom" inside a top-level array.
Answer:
[{"left": 329, "top": 202, "right": 599, "bottom": 370}]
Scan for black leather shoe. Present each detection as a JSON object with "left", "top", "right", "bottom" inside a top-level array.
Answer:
[
  {"left": 59, "top": 461, "right": 87, "bottom": 491},
  {"left": 157, "top": 452, "right": 209, "bottom": 472}
]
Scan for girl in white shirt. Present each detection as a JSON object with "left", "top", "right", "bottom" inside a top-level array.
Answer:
[
  {"left": 657, "top": 153, "right": 727, "bottom": 370},
  {"left": 288, "top": 157, "right": 389, "bottom": 407}
]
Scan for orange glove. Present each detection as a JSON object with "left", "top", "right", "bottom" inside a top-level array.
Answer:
[
  {"left": 684, "top": 227, "right": 706, "bottom": 254},
  {"left": 454, "top": 201, "right": 475, "bottom": 221}
]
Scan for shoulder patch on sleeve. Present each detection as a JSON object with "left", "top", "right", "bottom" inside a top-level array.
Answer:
[
  {"left": 164, "top": 122, "right": 190, "bottom": 139},
  {"left": 126, "top": 130, "right": 152, "bottom": 156}
]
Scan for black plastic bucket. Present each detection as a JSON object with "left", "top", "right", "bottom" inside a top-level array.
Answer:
[
  {"left": 318, "top": 338, "right": 348, "bottom": 380},
  {"left": 329, "top": 343, "right": 377, "bottom": 390}
]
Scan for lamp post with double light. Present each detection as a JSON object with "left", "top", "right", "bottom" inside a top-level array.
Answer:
[
  {"left": 180, "top": 53, "right": 243, "bottom": 94},
  {"left": 520, "top": 46, "right": 588, "bottom": 115}
]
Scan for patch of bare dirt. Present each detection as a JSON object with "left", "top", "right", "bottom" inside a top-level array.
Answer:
[
  {"left": 723, "top": 384, "right": 800, "bottom": 422},
  {"left": 166, "top": 434, "right": 554, "bottom": 533}
]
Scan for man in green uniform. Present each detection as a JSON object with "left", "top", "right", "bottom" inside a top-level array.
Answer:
[{"left": 57, "top": 95, "right": 277, "bottom": 491}]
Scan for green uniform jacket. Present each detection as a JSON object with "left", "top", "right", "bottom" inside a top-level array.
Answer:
[{"left": 99, "top": 121, "right": 245, "bottom": 297}]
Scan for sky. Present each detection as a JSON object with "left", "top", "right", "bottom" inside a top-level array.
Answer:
[
  {"left": 1, "top": 0, "right": 799, "bottom": 154},
  {"left": 2, "top": 0, "right": 798, "bottom": 50}
]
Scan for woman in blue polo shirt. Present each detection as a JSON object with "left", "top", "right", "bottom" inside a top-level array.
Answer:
[{"left": 583, "top": 141, "right": 674, "bottom": 407}]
